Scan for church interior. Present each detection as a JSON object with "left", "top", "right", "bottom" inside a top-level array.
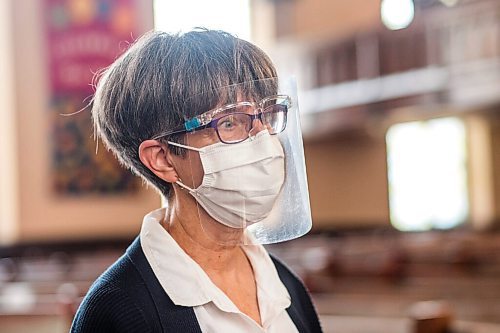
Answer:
[{"left": 1, "top": 0, "right": 500, "bottom": 332}]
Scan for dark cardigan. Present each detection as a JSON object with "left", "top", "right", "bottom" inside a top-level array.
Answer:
[{"left": 71, "top": 237, "right": 323, "bottom": 333}]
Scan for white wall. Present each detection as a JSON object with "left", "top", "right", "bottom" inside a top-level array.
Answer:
[{"left": 0, "top": 0, "right": 19, "bottom": 244}]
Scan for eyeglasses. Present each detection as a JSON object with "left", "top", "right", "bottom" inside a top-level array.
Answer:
[{"left": 152, "top": 95, "right": 291, "bottom": 144}]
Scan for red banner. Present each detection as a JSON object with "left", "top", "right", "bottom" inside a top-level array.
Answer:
[{"left": 46, "top": 0, "right": 137, "bottom": 94}]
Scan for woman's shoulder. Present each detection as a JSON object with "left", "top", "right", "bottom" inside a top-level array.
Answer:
[{"left": 70, "top": 251, "right": 154, "bottom": 332}]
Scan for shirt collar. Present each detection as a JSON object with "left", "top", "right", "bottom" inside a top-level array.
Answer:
[
  {"left": 140, "top": 208, "right": 212, "bottom": 306},
  {"left": 242, "top": 244, "right": 292, "bottom": 327},
  {"left": 140, "top": 207, "right": 291, "bottom": 317}
]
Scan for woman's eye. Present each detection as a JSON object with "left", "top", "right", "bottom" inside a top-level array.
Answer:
[{"left": 220, "top": 118, "right": 235, "bottom": 129}]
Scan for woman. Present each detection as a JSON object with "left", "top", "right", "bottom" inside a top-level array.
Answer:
[{"left": 71, "top": 29, "right": 322, "bottom": 333}]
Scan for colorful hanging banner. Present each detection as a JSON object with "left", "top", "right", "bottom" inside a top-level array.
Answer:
[{"left": 45, "top": 0, "right": 142, "bottom": 195}]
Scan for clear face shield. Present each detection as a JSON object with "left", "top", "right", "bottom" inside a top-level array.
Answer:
[{"left": 154, "top": 78, "right": 312, "bottom": 245}]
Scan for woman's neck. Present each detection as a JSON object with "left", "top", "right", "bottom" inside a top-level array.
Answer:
[
  {"left": 162, "top": 191, "right": 262, "bottom": 326},
  {"left": 168, "top": 218, "right": 245, "bottom": 272},
  {"left": 163, "top": 190, "right": 247, "bottom": 273}
]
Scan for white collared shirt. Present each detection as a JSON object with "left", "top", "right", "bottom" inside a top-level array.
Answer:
[{"left": 140, "top": 208, "right": 299, "bottom": 333}]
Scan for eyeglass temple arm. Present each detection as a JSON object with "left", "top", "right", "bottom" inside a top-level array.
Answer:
[{"left": 152, "top": 117, "right": 205, "bottom": 140}]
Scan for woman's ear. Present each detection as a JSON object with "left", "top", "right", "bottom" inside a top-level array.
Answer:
[{"left": 139, "top": 140, "right": 178, "bottom": 183}]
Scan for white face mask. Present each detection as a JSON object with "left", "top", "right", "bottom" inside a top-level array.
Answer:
[{"left": 168, "top": 131, "right": 285, "bottom": 229}]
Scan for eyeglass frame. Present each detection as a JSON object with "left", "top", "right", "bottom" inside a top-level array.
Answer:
[{"left": 151, "top": 94, "right": 291, "bottom": 144}]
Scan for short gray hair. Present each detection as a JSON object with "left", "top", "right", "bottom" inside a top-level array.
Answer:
[{"left": 91, "top": 29, "right": 278, "bottom": 198}]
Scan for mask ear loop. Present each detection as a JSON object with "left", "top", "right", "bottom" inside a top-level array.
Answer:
[
  {"left": 167, "top": 141, "right": 200, "bottom": 193},
  {"left": 175, "top": 178, "right": 195, "bottom": 192},
  {"left": 167, "top": 141, "right": 201, "bottom": 152}
]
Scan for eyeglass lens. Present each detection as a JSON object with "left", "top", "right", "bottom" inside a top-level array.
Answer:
[{"left": 215, "top": 103, "right": 288, "bottom": 144}]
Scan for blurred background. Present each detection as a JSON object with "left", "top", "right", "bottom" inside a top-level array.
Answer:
[{"left": 1, "top": 0, "right": 500, "bottom": 332}]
